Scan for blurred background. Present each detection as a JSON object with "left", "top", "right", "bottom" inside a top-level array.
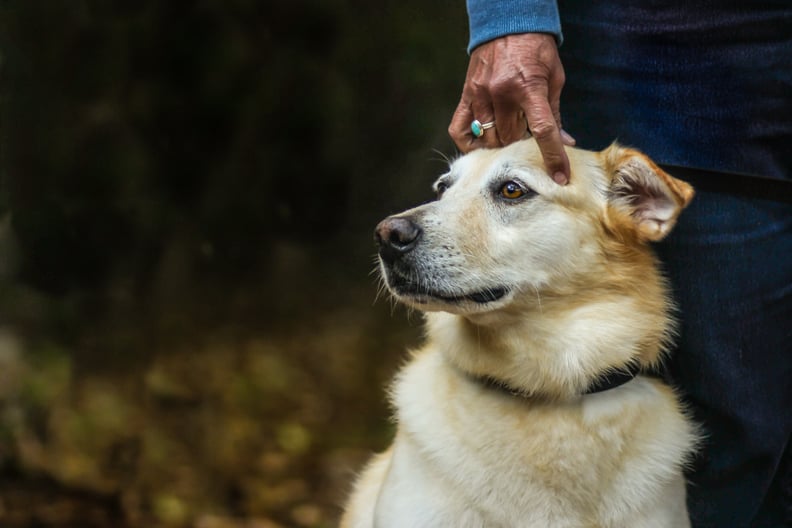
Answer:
[{"left": 0, "top": 1, "right": 469, "bottom": 526}]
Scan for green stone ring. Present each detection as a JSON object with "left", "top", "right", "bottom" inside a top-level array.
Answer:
[{"left": 471, "top": 119, "right": 495, "bottom": 138}]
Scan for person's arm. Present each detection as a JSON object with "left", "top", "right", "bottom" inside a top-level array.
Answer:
[{"left": 449, "top": 0, "right": 573, "bottom": 185}]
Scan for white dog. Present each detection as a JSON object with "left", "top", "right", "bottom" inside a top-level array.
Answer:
[{"left": 342, "top": 139, "right": 699, "bottom": 527}]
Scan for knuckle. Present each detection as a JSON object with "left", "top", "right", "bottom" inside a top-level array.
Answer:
[
  {"left": 489, "top": 75, "right": 516, "bottom": 97},
  {"left": 469, "top": 78, "right": 489, "bottom": 98},
  {"left": 529, "top": 120, "right": 557, "bottom": 140},
  {"left": 540, "top": 150, "right": 562, "bottom": 166},
  {"left": 522, "top": 76, "right": 549, "bottom": 95},
  {"left": 498, "top": 126, "right": 520, "bottom": 144},
  {"left": 556, "top": 68, "right": 566, "bottom": 87}
]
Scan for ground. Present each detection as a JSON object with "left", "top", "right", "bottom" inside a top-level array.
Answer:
[{"left": 0, "top": 265, "right": 420, "bottom": 527}]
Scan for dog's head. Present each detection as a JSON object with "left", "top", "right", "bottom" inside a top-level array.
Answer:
[{"left": 374, "top": 139, "right": 694, "bottom": 316}]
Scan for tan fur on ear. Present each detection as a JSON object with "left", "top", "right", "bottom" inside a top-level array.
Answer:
[{"left": 601, "top": 143, "right": 695, "bottom": 241}]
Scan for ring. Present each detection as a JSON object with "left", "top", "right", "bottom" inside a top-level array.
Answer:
[{"left": 471, "top": 119, "right": 495, "bottom": 138}]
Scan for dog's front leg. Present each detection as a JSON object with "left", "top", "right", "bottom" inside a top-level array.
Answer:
[{"left": 370, "top": 434, "right": 487, "bottom": 528}]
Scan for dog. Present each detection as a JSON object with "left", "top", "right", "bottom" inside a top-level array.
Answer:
[{"left": 342, "top": 138, "right": 699, "bottom": 527}]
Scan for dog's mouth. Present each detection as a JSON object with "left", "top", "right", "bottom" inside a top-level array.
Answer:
[{"left": 389, "top": 280, "right": 509, "bottom": 305}]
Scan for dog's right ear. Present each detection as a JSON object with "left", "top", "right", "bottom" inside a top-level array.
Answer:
[{"left": 601, "top": 143, "right": 695, "bottom": 242}]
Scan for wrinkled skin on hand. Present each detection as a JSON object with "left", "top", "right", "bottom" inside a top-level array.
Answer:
[{"left": 448, "top": 33, "right": 575, "bottom": 185}]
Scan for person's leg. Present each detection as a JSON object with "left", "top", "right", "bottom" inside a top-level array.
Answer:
[{"left": 657, "top": 191, "right": 792, "bottom": 527}]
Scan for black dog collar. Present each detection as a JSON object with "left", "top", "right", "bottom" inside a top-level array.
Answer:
[
  {"left": 585, "top": 362, "right": 643, "bottom": 394},
  {"left": 474, "top": 362, "right": 643, "bottom": 400}
]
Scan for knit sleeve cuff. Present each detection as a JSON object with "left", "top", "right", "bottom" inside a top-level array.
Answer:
[{"left": 466, "top": 0, "right": 563, "bottom": 53}]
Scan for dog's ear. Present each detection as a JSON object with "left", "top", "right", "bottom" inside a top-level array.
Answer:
[{"left": 601, "top": 143, "right": 695, "bottom": 241}]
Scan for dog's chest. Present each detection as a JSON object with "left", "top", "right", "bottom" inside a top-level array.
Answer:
[{"left": 385, "top": 350, "right": 691, "bottom": 525}]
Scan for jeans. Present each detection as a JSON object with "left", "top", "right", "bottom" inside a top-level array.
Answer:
[
  {"left": 558, "top": 1, "right": 792, "bottom": 524},
  {"left": 657, "top": 191, "right": 792, "bottom": 527},
  {"left": 558, "top": 0, "right": 792, "bottom": 180}
]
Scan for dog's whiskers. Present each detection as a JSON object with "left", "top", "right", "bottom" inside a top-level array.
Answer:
[{"left": 428, "top": 148, "right": 455, "bottom": 168}]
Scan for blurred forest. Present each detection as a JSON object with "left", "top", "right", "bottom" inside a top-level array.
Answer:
[{"left": 0, "top": 1, "right": 469, "bottom": 526}]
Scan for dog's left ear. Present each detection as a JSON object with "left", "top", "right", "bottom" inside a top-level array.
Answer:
[{"left": 601, "top": 143, "right": 695, "bottom": 241}]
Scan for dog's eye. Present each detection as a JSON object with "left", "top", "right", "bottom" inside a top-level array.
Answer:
[
  {"left": 435, "top": 181, "right": 449, "bottom": 199},
  {"left": 500, "top": 181, "right": 527, "bottom": 200}
]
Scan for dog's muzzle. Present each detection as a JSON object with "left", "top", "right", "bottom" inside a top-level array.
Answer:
[
  {"left": 374, "top": 216, "right": 422, "bottom": 264},
  {"left": 374, "top": 214, "right": 510, "bottom": 307}
]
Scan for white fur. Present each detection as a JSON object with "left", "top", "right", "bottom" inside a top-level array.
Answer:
[{"left": 342, "top": 139, "right": 698, "bottom": 528}]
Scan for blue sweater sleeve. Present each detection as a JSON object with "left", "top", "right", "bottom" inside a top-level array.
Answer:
[{"left": 467, "top": 0, "right": 562, "bottom": 52}]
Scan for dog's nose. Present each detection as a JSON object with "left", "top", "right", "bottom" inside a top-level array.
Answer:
[{"left": 374, "top": 216, "right": 422, "bottom": 263}]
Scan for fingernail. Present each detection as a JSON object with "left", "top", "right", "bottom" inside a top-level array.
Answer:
[
  {"left": 561, "top": 129, "right": 576, "bottom": 146},
  {"left": 553, "top": 172, "right": 568, "bottom": 185}
]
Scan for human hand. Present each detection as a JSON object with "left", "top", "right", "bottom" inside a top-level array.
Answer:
[{"left": 448, "top": 33, "right": 575, "bottom": 185}]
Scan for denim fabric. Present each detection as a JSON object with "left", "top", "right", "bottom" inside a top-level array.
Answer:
[
  {"left": 556, "top": 2, "right": 792, "bottom": 525},
  {"left": 657, "top": 192, "right": 792, "bottom": 527},
  {"left": 558, "top": 0, "right": 792, "bottom": 180}
]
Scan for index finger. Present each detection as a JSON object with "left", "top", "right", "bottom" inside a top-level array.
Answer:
[{"left": 522, "top": 91, "right": 570, "bottom": 185}]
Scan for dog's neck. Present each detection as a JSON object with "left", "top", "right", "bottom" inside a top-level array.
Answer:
[
  {"left": 425, "top": 291, "right": 672, "bottom": 401},
  {"left": 472, "top": 361, "right": 643, "bottom": 399}
]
